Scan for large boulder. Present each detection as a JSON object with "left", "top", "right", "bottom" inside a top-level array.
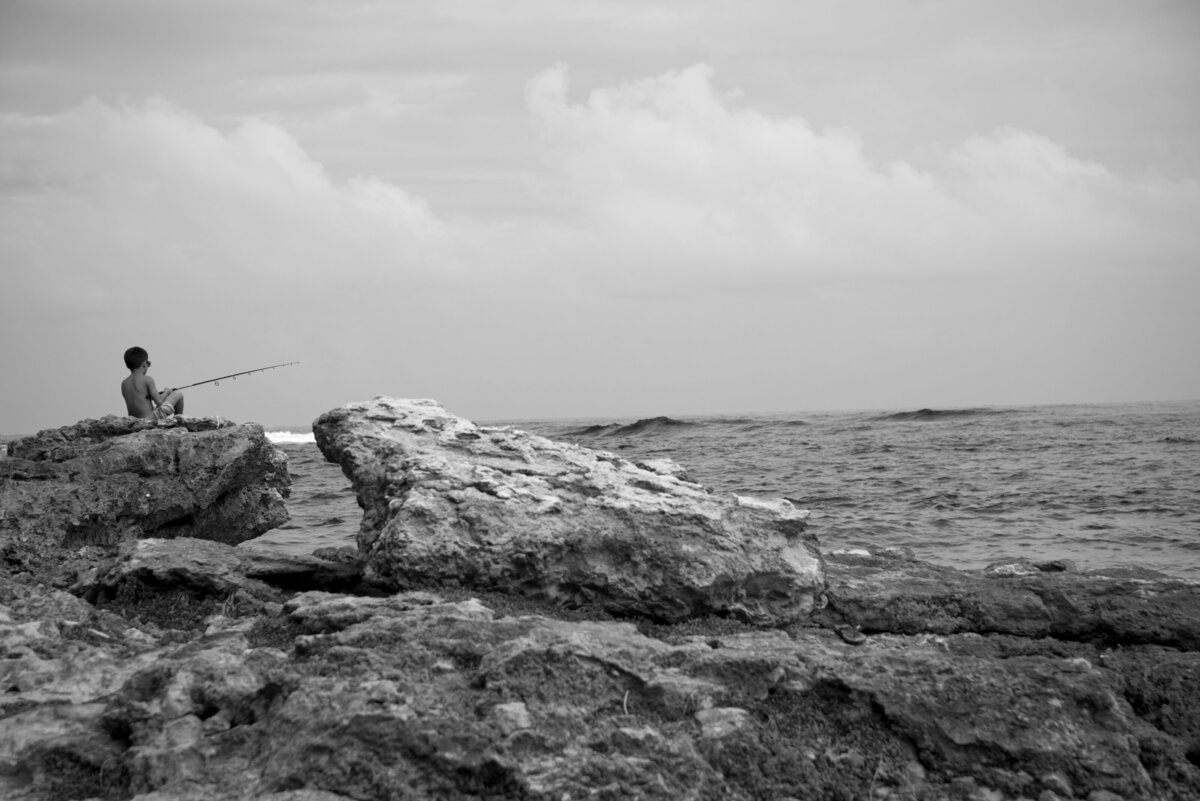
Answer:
[
  {"left": 1, "top": 415, "right": 290, "bottom": 550},
  {"left": 313, "top": 397, "right": 822, "bottom": 625}
]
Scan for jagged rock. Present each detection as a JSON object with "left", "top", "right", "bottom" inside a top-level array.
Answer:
[
  {"left": 77, "top": 537, "right": 367, "bottom": 610},
  {"left": 312, "top": 397, "right": 822, "bottom": 625},
  {"left": 1100, "top": 646, "right": 1200, "bottom": 760},
  {"left": 1, "top": 415, "right": 290, "bottom": 549},
  {"left": 819, "top": 547, "right": 1200, "bottom": 649},
  {"left": 0, "top": 573, "right": 162, "bottom": 716},
  {"left": 2, "top": 559, "right": 1200, "bottom": 800},
  {"left": 10, "top": 587, "right": 1197, "bottom": 800}
]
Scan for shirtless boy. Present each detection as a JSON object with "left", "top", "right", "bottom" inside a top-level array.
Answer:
[{"left": 121, "top": 346, "right": 185, "bottom": 420}]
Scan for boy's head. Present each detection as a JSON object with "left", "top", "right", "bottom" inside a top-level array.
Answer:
[{"left": 123, "top": 346, "right": 149, "bottom": 371}]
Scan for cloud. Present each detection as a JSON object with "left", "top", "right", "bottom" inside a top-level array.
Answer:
[
  {"left": 0, "top": 97, "right": 445, "bottom": 315},
  {"left": 523, "top": 63, "right": 1200, "bottom": 287},
  {"left": 5, "top": 65, "right": 1195, "bottom": 321}
]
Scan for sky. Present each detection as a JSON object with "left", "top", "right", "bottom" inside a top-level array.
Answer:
[{"left": 2, "top": 0, "right": 1198, "bottom": 433}]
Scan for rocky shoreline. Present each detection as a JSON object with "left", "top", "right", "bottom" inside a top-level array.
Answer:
[{"left": 2, "top": 402, "right": 1198, "bottom": 800}]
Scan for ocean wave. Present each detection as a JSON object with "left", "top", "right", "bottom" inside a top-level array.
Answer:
[
  {"left": 730, "top": 419, "right": 808, "bottom": 434},
  {"left": 878, "top": 408, "right": 1008, "bottom": 422},
  {"left": 267, "top": 430, "right": 316, "bottom": 445},
  {"left": 563, "top": 423, "right": 622, "bottom": 436},
  {"left": 564, "top": 416, "right": 694, "bottom": 437}
]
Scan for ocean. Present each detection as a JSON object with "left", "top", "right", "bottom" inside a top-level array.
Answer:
[{"left": 254, "top": 400, "right": 1200, "bottom": 581}]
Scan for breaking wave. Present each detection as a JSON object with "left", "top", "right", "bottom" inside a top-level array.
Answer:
[
  {"left": 267, "top": 430, "right": 316, "bottom": 445},
  {"left": 878, "top": 408, "right": 1011, "bottom": 422},
  {"left": 565, "top": 416, "right": 694, "bottom": 437}
]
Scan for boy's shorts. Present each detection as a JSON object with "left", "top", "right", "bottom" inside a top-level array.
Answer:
[{"left": 154, "top": 403, "right": 175, "bottom": 420}]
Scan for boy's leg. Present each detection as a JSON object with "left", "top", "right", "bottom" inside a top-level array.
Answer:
[{"left": 166, "top": 390, "right": 185, "bottom": 414}]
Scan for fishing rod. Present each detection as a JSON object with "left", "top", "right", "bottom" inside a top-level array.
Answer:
[{"left": 174, "top": 361, "right": 300, "bottom": 390}]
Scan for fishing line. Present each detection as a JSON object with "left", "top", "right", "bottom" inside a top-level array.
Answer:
[{"left": 174, "top": 361, "right": 300, "bottom": 390}]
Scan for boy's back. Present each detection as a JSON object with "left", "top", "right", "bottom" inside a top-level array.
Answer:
[{"left": 121, "top": 373, "right": 157, "bottom": 419}]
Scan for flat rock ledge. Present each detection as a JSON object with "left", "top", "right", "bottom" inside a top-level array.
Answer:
[
  {"left": 2, "top": 537, "right": 1200, "bottom": 801},
  {"left": 1, "top": 415, "right": 290, "bottom": 556},
  {"left": 819, "top": 548, "right": 1200, "bottom": 650}
]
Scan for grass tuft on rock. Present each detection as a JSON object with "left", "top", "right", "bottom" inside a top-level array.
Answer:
[
  {"left": 97, "top": 578, "right": 223, "bottom": 634},
  {"left": 246, "top": 614, "right": 306, "bottom": 650}
]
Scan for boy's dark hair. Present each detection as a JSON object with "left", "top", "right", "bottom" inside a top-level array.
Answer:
[{"left": 124, "top": 346, "right": 149, "bottom": 370}]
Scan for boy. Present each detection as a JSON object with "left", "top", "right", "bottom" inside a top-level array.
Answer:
[{"left": 121, "top": 346, "right": 185, "bottom": 420}]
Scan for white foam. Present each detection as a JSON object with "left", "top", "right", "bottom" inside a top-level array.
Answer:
[{"left": 267, "top": 430, "right": 316, "bottom": 445}]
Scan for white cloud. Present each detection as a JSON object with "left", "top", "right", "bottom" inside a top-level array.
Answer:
[
  {"left": 0, "top": 97, "right": 445, "bottom": 314},
  {"left": 5, "top": 65, "right": 1194, "bottom": 319},
  {"left": 522, "top": 63, "right": 1200, "bottom": 287}
]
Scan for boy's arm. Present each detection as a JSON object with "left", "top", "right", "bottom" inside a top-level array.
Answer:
[{"left": 143, "top": 376, "right": 172, "bottom": 406}]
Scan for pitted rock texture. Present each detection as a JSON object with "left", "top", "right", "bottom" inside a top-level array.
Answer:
[
  {"left": 5, "top": 574, "right": 1200, "bottom": 801},
  {"left": 313, "top": 397, "right": 822, "bottom": 625},
  {"left": 818, "top": 548, "right": 1200, "bottom": 649},
  {"left": 1, "top": 415, "right": 290, "bottom": 548},
  {"left": 77, "top": 537, "right": 369, "bottom": 613}
]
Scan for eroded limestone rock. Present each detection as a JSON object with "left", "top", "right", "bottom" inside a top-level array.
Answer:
[
  {"left": 1, "top": 415, "right": 290, "bottom": 549},
  {"left": 77, "top": 537, "right": 367, "bottom": 609},
  {"left": 819, "top": 547, "right": 1200, "bottom": 649},
  {"left": 2, "top": 556, "right": 1199, "bottom": 800},
  {"left": 313, "top": 397, "right": 823, "bottom": 625}
]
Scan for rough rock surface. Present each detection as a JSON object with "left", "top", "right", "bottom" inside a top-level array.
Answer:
[
  {"left": 312, "top": 397, "right": 822, "bottom": 625},
  {"left": 1, "top": 415, "right": 290, "bottom": 549},
  {"left": 75, "top": 537, "right": 371, "bottom": 612},
  {"left": 2, "top": 537, "right": 1200, "bottom": 801},
  {"left": 818, "top": 548, "right": 1200, "bottom": 649},
  {"left": 3, "top": 401, "right": 1200, "bottom": 800}
]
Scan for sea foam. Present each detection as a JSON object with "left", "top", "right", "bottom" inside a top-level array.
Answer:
[{"left": 267, "top": 430, "right": 316, "bottom": 445}]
